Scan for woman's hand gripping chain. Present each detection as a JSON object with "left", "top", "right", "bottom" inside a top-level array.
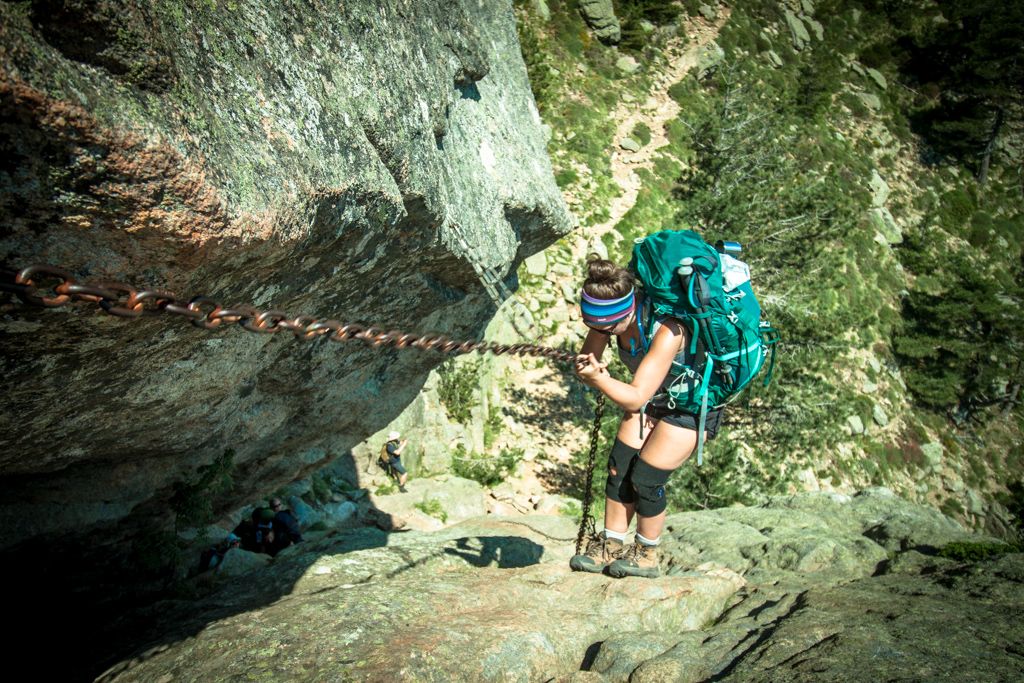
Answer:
[{"left": 575, "top": 352, "right": 609, "bottom": 387}]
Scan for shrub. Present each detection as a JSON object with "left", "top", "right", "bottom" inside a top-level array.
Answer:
[
  {"left": 375, "top": 480, "right": 398, "bottom": 496},
  {"left": 938, "top": 187, "right": 977, "bottom": 233},
  {"left": 840, "top": 91, "right": 871, "bottom": 119},
  {"left": 938, "top": 541, "right": 1020, "bottom": 562},
  {"left": 617, "top": 0, "right": 680, "bottom": 52},
  {"left": 941, "top": 497, "right": 966, "bottom": 518},
  {"left": 555, "top": 167, "right": 579, "bottom": 188},
  {"left": 414, "top": 499, "right": 448, "bottom": 523},
  {"left": 437, "top": 358, "right": 481, "bottom": 424},
  {"left": 483, "top": 404, "right": 503, "bottom": 449},
  {"left": 310, "top": 472, "right": 332, "bottom": 503},
  {"left": 451, "top": 444, "right": 524, "bottom": 488},
  {"left": 515, "top": 10, "right": 555, "bottom": 113},
  {"left": 631, "top": 121, "right": 652, "bottom": 146},
  {"left": 667, "top": 79, "right": 691, "bottom": 104},
  {"left": 670, "top": 436, "right": 789, "bottom": 510}
]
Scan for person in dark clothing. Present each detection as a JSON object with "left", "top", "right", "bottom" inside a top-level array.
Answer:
[
  {"left": 197, "top": 532, "right": 241, "bottom": 574},
  {"left": 237, "top": 504, "right": 276, "bottom": 555},
  {"left": 269, "top": 497, "right": 303, "bottom": 554},
  {"left": 231, "top": 517, "right": 256, "bottom": 552},
  {"left": 383, "top": 430, "right": 409, "bottom": 492}
]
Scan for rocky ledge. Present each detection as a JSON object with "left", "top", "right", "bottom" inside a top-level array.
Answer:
[{"left": 98, "top": 489, "right": 1023, "bottom": 682}]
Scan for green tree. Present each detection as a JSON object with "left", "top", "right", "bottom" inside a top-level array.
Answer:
[
  {"left": 437, "top": 358, "right": 481, "bottom": 424},
  {"left": 894, "top": 241, "right": 1024, "bottom": 421},
  {"left": 615, "top": 0, "right": 682, "bottom": 52},
  {"left": 900, "top": 1, "right": 1024, "bottom": 183}
]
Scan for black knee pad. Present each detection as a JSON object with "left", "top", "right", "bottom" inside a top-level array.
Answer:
[
  {"left": 631, "top": 459, "right": 671, "bottom": 517},
  {"left": 605, "top": 439, "right": 638, "bottom": 504}
]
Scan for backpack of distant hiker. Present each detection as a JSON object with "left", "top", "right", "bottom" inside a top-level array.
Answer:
[
  {"left": 251, "top": 507, "right": 276, "bottom": 547},
  {"left": 629, "top": 229, "right": 779, "bottom": 463},
  {"left": 377, "top": 444, "right": 394, "bottom": 477}
]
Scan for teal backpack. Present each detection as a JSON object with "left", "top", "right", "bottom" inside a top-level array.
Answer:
[{"left": 629, "top": 229, "right": 779, "bottom": 464}]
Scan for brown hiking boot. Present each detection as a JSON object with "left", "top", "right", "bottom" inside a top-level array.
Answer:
[
  {"left": 569, "top": 532, "right": 624, "bottom": 573},
  {"left": 607, "top": 542, "right": 660, "bottom": 578}
]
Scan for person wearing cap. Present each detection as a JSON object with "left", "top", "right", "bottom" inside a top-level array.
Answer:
[
  {"left": 269, "top": 497, "right": 303, "bottom": 554},
  {"left": 383, "top": 430, "right": 409, "bottom": 492},
  {"left": 569, "top": 254, "right": 725, "bottom": 579}
]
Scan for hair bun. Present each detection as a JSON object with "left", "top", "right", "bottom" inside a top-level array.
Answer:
[{"left": 581, "top": 255, "right": 634, "bottom": 300}]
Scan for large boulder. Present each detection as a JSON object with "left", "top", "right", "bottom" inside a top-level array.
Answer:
[
  {"left": 578, "top": 0, "right": 621, "bottom": 45},
  {"left": 0, "top": 1, "right": 571, "bottom": 674},
  {"left": 696, "top": 41, "right": 726, "bottom": 80},
  {"left": 784, "top": 9, "right": 811, "bottom": 50},
  {"left": 0, "top": 0, "right": 570, "bottom": 558},
  {"left": 101, "top": 518, "right": 745, "bottom": 682}
]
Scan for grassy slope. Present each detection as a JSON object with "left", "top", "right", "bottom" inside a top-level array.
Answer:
[{"left": 511, "top": 0, "right": 1023, "bottom": 539}]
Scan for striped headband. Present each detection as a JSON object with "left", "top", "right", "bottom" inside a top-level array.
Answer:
[{"left": 581, "top": 288, "right": 635, "bottom": 327}]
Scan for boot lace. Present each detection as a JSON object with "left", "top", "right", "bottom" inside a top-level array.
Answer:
[
  {"left": 621, "top": 542, "right": 651, "bottom": 564},
  {"left": 584, "top": 533, "right": 607, "bottom": 557}
]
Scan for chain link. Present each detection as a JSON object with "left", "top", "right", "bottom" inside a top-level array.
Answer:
[
  {"left": 1, "top": 264, "right": 579, "bottom": 363},
  {"left": 575, "top": 393, "right": 605, "bottom": 556},
  {"left": 4, "top": 263, "right": 610, "bottom": 549}
]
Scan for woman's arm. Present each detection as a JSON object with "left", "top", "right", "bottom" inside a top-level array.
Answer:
[
  {"left": 574, "top": 326, "right": 612, "bottom": 386},
  {"left": 577, "top": 321, "right": 685, "bottom": 412},
  {"left": 579, "top": 326, "right": 611, "bottom": 360}
]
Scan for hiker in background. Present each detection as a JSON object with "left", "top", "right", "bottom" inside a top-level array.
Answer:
[
  {"left": 197, "top": 532, "right": 241, "bottom": 574},
  {"left": 380, "top": 431, "right": 410, "bottom": 493},
  {"left": 241, "top": 504, "right": 277, "bottom": 555},
  {"left": 269, "top": 497, "right": 303, "bottom": 554},
  {"left": 569, "top": 255, "right": 725, "bottom": 579}
]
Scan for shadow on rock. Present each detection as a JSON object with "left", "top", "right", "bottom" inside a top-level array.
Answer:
[
  {"left": 4, "top": 450, "right": 400, "bottom": 683},
  {"left": 444, "top": 535, "right": 545, "bottom": 568}
]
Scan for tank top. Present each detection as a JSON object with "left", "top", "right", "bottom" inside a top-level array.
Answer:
[{"left": 615, "top": 299, "right": 692, "bottom": 393}]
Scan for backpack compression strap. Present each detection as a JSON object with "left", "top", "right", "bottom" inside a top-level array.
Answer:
[{"left": 694, "top": 356, "right": 714, "bottom": 466}]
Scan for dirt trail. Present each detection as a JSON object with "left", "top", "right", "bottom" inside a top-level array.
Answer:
[{"left": 572, "top": 12, "right": 729, "bottom": 261}]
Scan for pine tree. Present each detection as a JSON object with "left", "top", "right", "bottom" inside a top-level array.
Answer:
[{"left": 902, "top": 0, "right": 1024, "bottom": 182}]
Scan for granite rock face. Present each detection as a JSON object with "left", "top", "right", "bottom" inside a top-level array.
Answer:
[
  {"left": 578, "top": 0, "right": 621, "bottom": 44},
  {"left": 0, "top": 0, "right": 570, "bottom": 556},
  {"left": 98, "top": 492, "right": 1023, "bottom": 683}
]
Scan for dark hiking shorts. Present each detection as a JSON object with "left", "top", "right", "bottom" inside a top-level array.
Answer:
[
  {"left": 645, "top": 404, "right": 725, "bottom": 440},
  {"left": 388, "top": 457, "right": 407, "bottom": 475}
]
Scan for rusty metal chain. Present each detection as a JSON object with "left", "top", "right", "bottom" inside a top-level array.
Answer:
[
  {"left": 575, "top": 393, "right": 605, "bottom": 556},
  {"left": 0, "top": 264, "right": 579, "bottom": 363}
]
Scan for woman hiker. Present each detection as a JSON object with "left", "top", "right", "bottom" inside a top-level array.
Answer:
[{"left": 569, "top": 256, "right": 724, "bottom": 579}]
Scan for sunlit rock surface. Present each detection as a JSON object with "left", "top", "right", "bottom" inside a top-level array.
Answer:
[{"left": 101, "top": 493, "right": 1023, "bottom": 682}]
